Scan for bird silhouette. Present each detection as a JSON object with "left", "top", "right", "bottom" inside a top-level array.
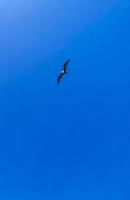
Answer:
[{"left": 57, "top": 59, "right": 70, "bottom": 84}]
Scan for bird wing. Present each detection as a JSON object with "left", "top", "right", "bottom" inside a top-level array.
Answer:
[
  {"left": 57, "top": 73, "right": 63, "bottom": 84},
  {"left": 63, "top": 59, "right": 70, "bottom": 71}
]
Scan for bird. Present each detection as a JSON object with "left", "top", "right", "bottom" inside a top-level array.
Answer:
[{"left": 57, "top": 59, "right": 70, "bottom": 84}]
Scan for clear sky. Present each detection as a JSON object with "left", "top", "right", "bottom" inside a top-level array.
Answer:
[{"left": 0, "top": 1, "right": 130, "bottom": 199}]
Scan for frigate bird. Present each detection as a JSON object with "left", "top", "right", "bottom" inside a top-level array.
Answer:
[{"left": 57, "top": 59, "right": 70, "bottom": 84}]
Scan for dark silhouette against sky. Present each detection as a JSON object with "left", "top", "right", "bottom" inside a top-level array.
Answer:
[{"left": 0, "top": 1, "right": 129, "bottom": 199}]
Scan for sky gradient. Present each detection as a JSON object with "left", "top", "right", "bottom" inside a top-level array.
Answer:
[{"left": 0, "top": 1, "right": 130, "bottom": 199}]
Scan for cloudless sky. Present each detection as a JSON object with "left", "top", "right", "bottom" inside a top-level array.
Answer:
[{"left": 0, "top": 1, "right": 130, "bottom": 199}]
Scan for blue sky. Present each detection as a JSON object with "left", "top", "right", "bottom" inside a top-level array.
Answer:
[{"left": 0, "top": 1, "right": 130, "bottom": 199}]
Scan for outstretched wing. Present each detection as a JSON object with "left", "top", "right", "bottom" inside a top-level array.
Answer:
[
  {"left": 63, "top": 59, "right": 70, "bottom": 72},
  {"left": 57, "top": 73, "right": 63, "bottom": 84}
]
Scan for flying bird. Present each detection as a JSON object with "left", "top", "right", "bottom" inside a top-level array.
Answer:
[{"left": 57, "top": 59, "right": 70, "bottom": 84}]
